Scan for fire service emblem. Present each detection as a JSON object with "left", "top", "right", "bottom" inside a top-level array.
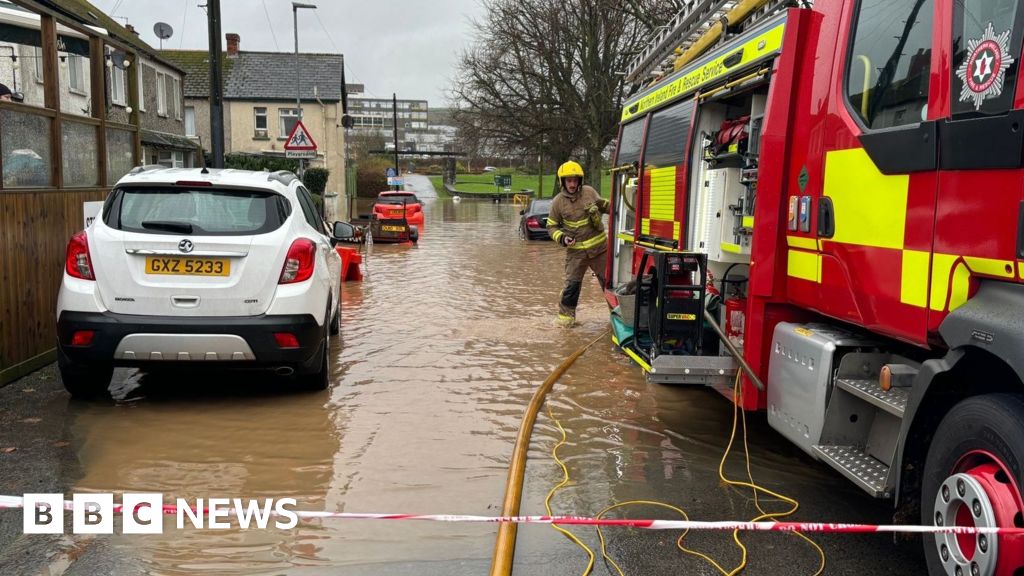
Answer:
[{"left": 956, "top": 22, "right": 1015, "bottom": 110}]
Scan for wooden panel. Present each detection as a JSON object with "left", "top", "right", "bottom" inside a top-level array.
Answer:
[{"left": 0, "top": 188, "right": 107, "bottom": 380}]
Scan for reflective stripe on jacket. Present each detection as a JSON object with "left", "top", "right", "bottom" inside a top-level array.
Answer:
[{"left": 546, "top": 185, "right": 610, "bottom": 257}]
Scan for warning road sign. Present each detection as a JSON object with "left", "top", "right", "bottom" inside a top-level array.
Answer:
[{"left": 284, "top": 120, "right": 317, "bottom": 151}]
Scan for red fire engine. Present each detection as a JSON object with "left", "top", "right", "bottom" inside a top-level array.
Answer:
[{"left": 605, "top": 1, "right": 1024, "bottom": 574}]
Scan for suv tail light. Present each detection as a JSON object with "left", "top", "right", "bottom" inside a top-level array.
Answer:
[
  {"left": 66, "top": 230, "right": 95, "bottom": 280},
  {"left": 279, "top": 238, "right": 316, "bottom": 284}
]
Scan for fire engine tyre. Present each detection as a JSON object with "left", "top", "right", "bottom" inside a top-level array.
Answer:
[
  {"left": 921, "top": 393, "right": 1024, "bottom": 576},
  {"left": 57, "top": 350, "right": 112, "bottom": 400}
]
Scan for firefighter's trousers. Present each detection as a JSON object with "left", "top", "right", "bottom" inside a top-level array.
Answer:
[{"left": 559, "top": 248, "right": 606, "bottom": 318}]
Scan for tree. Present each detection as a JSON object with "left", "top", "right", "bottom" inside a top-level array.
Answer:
[{"left": 451, "top": 0, "right": 674, "bottom": 192}]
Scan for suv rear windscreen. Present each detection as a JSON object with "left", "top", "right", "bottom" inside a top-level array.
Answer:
[{"left": 106, "top": 187, "right": 291, "bottom": 236}]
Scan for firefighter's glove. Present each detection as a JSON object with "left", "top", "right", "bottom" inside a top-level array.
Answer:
[
  {"left": 560, "top": 235, "right": 576, "bottom": 248},
  {"left": 585, "top": 202, "right": 600, "bottom": 216}
]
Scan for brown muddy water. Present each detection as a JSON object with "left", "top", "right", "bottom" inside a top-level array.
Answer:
[{"left": 6, "top": 188, "right": 927, "bottom": 575}]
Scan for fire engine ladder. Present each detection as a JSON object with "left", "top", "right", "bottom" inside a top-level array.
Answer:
[{"left": 624, "top": 0, "right": 802, "bottom": 86}]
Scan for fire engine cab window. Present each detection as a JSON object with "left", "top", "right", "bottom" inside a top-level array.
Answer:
[
  {"left": 846, "top": 0, "right": 934, "bottom": 129},
  {"left": 643, "top": 99, "right": 695, "bottom": 167},
  {"left": 616, "top": 120, "right": 644, "bottom": 166},
  {"left": 951, "top": 0, "right": 1022, "bottom": 116}
]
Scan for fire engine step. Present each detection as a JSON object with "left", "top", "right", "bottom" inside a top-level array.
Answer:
[
  {"left": 834, "top": 378, "right": 909, "bottom": 418},
  {"left": 648, "top": 354, "right": 738, "bottom": 387},
  {"left": 811, "top": 444, "right": 891, "bottom": 498}
]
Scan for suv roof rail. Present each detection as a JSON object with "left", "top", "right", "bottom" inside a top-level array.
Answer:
[
  {"left": 128, "top": 164, "right": 167, "bottom": 175},
  {"left": 267, "top": 170, "right": 298, "bottom": 186}
]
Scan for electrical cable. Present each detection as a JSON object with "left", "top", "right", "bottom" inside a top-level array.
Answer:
[
  {"left": 262, "top": 0, "right": 280, "bottom": 51},
  {"left": 179, "top": 0, "right": 188, "bottom": 49}
]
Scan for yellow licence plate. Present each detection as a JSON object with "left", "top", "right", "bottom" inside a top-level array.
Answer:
[
  {"left": 381, "top": 225, "right": 406, "bottom": 232},
  {"left": 145, "top": 256, "right": 230, "bottom": 276}
]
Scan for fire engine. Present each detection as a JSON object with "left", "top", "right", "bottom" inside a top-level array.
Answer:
[{"left": 605, "top": 0, "right": 1024, "bottom": 574}]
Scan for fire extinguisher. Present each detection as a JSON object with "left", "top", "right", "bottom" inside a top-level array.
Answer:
[{"left": 724, "top": 297, "right": 746, "bottom": 351}]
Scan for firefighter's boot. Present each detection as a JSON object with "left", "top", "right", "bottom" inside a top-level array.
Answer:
[{"left": 557, "top": 280, "right": 583, "bottom": 327}]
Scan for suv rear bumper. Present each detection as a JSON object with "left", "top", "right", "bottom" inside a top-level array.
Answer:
[{"left": 57, "top": 311, "right": 323, "bottom": 373}]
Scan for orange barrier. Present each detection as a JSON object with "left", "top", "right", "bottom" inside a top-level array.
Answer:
[{"left": 335, "top": 246, "right": 363, "bottom": 282}]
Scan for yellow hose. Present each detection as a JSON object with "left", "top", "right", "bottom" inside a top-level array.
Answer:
[
  {"left": 489, "top": 329, "right": 609, "bottom": 576},
  {"left": 674, "top": 0, "right": 773, "bottom": 71}
]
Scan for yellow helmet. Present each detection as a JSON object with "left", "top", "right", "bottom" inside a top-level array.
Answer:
[{"left": 557, "top": 161, "right": 584, "bottom": 179}]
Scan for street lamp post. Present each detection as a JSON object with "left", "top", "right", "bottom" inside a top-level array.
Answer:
[{"left": 292, "top": 2, "right": 316, "bottom": 175}]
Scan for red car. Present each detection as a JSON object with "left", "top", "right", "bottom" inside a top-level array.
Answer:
[
  {"left": 372, "top": 191, "right": 424, "bottom": 226},
  {"left": 370, "top": 191, "right": 423, "bottom": 243}
]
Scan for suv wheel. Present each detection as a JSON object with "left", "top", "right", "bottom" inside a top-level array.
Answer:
[
  {"left": 329, "top": 301, "right": 340, "bottom": 335},
  {"left": 58, "top": 351, "right": 113, "bottom": 399},
  {"left": 296, "top": 316, "right": 330, "bottom": 391}
]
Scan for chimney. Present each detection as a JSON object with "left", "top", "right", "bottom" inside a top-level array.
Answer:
[
  {"left": 125, "top": 24, "right": 139, "bottom": 36},
  {"left": 226, "top": 33, "right": 240, "bottom": 57}
]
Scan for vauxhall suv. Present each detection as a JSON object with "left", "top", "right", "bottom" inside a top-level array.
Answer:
[{"left": 56, "top": 167, "right": 342, "bottom": 398}]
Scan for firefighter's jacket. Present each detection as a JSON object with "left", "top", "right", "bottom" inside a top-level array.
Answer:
[{"left": 546, "top": 185, "right": 610, "bottom": 258}]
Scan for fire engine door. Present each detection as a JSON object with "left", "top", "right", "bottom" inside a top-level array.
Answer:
[
  {"left": 814, "top": 0, "right": 940, "bottom": 345},
  {"left": 928, "top": 0, "right": 1024, "bottom": 332}
]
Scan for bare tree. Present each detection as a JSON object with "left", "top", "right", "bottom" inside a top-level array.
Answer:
[{"left": 451, "top": 0, "right": 673, "bottom": 192}]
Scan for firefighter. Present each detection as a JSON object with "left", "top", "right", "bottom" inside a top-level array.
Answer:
[{"left": 547, "top": 160, "right": 610, "bottom": 327}]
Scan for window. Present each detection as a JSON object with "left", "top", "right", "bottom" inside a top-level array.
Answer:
[
  {"left": 68, "top": 55, "right": 85, "bottom": 93},
  {"left": 108, "top": 187, "right": 292, "bottom": 236},
  {"left": 254, "top": 107, "right": 268, "bottom": 136},
  {"left": 172, "top": 77, "right": 181, "bottom": 119},
  {"left": 156, "top": 72, "right": 167, "bottom": 115},
  {"left": 184, "top": 106, "right": 196, "bottom": 137},
  {"left": 846, "top": 0, "right": 934, "bottom": 129},
  {"left": 279, "top": 108, "right": 300, "bottom": 138},
  {"left": 952, "top": 0, "right": 1022, "bottom": 116},
  {"left": 296, "top": 186, "right": 323, "bottom": 227},
  {"left": 157, "top": 150, "right": 185, "bottom": 168},
  {"left": 111, "top": 65, "right": 126, "bottom": 105}
]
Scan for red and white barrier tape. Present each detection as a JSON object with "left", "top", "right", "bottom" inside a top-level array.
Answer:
[{"left": 2, "top": 496, "right": 1022, "bottom": 536}]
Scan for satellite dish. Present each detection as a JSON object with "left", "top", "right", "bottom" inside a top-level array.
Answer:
[
  {"left": 110, "top": 52, "right": 129, "bottom": 70},
  {"left": 153, "top": 22, "right": 174, "bottom": 40}
]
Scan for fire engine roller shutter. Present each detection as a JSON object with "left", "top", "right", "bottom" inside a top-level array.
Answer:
[
  {"left": 617, "top": 121, "right": 644, "bottom": 166},
  {"left": 640, "top": 99, "right": 694, "bottom": 241}
]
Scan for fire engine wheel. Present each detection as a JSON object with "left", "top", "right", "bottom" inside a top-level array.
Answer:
[{"left": 921, "top": 393, "right": 1024, "bottom": 576}]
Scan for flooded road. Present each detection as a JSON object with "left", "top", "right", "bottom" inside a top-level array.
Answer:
[{"left": 0, "top": 189, "right": 925, "bottom": 575}]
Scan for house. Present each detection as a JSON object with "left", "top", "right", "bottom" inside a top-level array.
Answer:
[
  {"left": 161, "top": 33, "right": 347, "bottom": 220},
  {"left": 0, "top": 0, "right": 193, "bottom": 384}
]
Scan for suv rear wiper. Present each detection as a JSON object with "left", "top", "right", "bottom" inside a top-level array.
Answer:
[{"left": 141, "top": 220, "right": 194, "bottom": 234}]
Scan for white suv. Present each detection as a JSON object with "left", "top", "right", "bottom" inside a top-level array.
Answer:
[{"left": 56, "top": 167, "right": 344, "bottom": 398}]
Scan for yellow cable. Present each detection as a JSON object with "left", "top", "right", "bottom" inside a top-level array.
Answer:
[
  {"left": 538, "top": 348, "right": 828, "bottom": 576},
  {"left": 490, "top": 329, "right": 608, "bottom": 576},
  {"left": 545, "top": 405, "right": 596, "bottom": 575},
  {"left": 714, "top": 374, "right": 827, "bottom": 575}
]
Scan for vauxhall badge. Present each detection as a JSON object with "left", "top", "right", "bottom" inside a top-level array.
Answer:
[{"left": 956, "top": 22, "right": 1015, "bottom": 110}]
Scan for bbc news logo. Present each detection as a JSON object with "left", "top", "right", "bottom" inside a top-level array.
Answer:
[{"left": 22, "top": 494, "right": 298, "bottom": 534}]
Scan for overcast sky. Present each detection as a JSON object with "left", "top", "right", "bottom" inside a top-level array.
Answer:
[{"left": 101, "top": 0, "right": 485, "bottom": 106}]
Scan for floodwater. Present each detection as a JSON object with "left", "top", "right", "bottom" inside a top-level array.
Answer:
[{"left": 1, "top": 185, "right": 927, "bottom": 575}]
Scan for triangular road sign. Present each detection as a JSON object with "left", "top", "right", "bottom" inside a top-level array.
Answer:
[{"left": 284, "top": 120, "right": 318, "bottom": 151}]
